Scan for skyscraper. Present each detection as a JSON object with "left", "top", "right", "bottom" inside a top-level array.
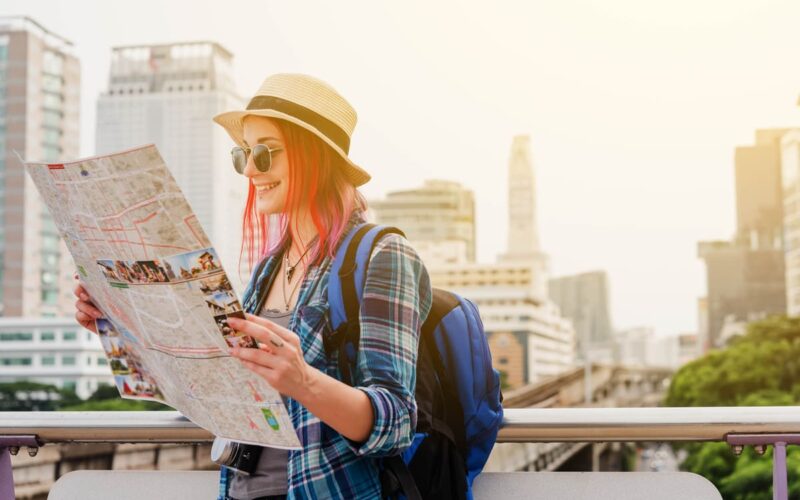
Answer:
[
  {"left": 0, "top": 17, "right": 80, "bottom": 317},
  {"left": 95, "top": 42, "right": 246, "bottom": 289},
  {"left": 779, "top": 128, "right": 800, "bottom": 315},
  {"left": 548, "top": 271, "right": 614, "bottom": 353},
  {"left": 499, "top": 135, "right": 548, "bottom": 297},
  {"left": 370, "top": 179, "right": 475, "bottom": 264},
  {"left": 699, "top": 129, "right": 788, "bottom": 346},
  {"left": 503, "top": 135, "right": 540, "bottom": 258},
  {"left": 735, "top": 128, "right": 787, "bottom": 249}
]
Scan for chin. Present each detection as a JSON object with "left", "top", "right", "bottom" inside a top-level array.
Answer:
[{"left": 256, "top": 196, "right": 285, "bottom": 215}]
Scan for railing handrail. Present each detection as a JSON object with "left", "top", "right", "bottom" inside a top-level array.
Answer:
[{"left": 2, "top": 407, "right": 800, "bottom": 444}]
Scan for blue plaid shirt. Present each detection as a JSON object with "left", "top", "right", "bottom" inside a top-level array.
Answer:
[{"left": 220, "top": 215, "right": 432, "bottom": 499}]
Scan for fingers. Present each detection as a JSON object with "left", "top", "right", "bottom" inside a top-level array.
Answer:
[
  {"left": 76, "top": 311, "right": 98, "bottom": 334},
  {"left": 232, "top": 344, "right": 281, "bottom": 369},
  {"left": 228, "top": 317, "right": 289, "bottom": 349},
  {"left": 75, "top": 298, "right": 103, "bottom": 320},
  {"left": 73, "top": 281, "right": 93, "bottom": 304},
  {"left": 239, "top": 359, "right": 279, "bottom": 386},
  {"left": 242, "top": 313, "right": 299, "bottom": 346}
]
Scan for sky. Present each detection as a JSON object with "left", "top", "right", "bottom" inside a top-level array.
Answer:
[{"left": 4, "top": 0, "right": 800, "bottom": 336}]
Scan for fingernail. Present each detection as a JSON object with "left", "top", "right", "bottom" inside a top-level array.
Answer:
[
  {"left": 93, "top": 311, "right": 102, "bottom": 318},
  {"left": 81, "top": 293, "right": 89, "bottom": 301}
]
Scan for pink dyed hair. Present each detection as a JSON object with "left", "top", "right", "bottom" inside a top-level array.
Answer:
[{"left": 240, "top": 118, "right": 367, "bottom": 272}]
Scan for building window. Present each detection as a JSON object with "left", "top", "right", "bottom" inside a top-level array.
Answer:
[
  {"left": 41, "top": 331, "right": 55, "bottom": 341},
  {"left": 43, "top": 50, "right": 64, "bottom": 76},
  {"left": 498, "top": 357, "right": 509, "bottom": 365},
  {"left": 0, "top": 357, "right": 32, "bottom": 366},
  {"left": 98, "top": 357, "right": 108, "bottom": 366},
  {"left": 41, "top": 355, "right": 56, "bottom": 366},
  {"left": 62, "top": 355, "right": 76, "bottom": 366},
  {"left": 63, "top": 380, "right": 77, "bottom": 391},
  {"left": 0, "top": 332, "right": 33, "bottom": 341},
  {"left": 63, "top": 331, "right": 77, "bottom": 341},
  {"left": 41, "top": 270, "right": 57, "bottom": 285}
]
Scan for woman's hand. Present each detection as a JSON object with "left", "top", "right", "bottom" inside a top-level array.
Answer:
[
  {"left": 228, "top": 313, "right": 375, "bottom": 443},
  {"left": 228, "top": 314, "right": 318, "bottom": 400},
  {"left": 73, "top": 274, "right": 102, "bottom": 334}
]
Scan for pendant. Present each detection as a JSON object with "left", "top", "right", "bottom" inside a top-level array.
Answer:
[{"left": 286, "top": 265, "right": 295, "bottom": 283}]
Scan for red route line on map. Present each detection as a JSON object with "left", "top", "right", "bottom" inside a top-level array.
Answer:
[
  {"left": 183, "top": 214, "right": 206, "bottom": 246},
  {"left": 95, "top": 196, "right": 160, "bottom": 221},
  {"left": 134, "top": 211, "right": 159, "bottom": 224},
  {"left": 132, "top": 212, "right": 159, "bottom": 259},
  {"left": 77, "top": 209, "right": 191, "bottom": 254}
]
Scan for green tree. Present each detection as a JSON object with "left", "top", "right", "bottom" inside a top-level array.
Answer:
[
  {"left": 0, "top": 381, "right": 80, "bottom": 411},
  {"left": 665, "top": 316, "right": 800, "bottom": 499},
  {"left": 60, "top": 383, "right": 169, "bottom": 411},
  {"left": 62, "top": 398, "right": 169, "bottom": 411}
]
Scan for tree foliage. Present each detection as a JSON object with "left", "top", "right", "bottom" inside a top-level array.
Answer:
[
  {"left": 0, "top": 381, "right": 80, "bottom": 411},
  {"left": 0, "top": 381, "right": 167, "bottom": 411},
  {"left": 61, "top": 398, "right": 169, "bottom": 411},
  {"left": 665, "top": 315, "right": 800, "bottom": 499}
]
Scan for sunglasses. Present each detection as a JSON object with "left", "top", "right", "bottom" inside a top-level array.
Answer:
[{"left": 231, "top": 144, "right": 283, "bottom": 174}]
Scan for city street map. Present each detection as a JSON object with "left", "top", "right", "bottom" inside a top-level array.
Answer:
[{"left": 25, "top": 144, "right": 300, "bottom": 449}]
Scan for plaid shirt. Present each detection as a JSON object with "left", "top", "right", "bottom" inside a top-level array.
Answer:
[{"left": 220, "top": 215, "right": 432, "bottom": 499}]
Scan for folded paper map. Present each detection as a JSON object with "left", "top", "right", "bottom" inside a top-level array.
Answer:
[{"left": 24, "top": 144, "right": 300, "bottom": 449}]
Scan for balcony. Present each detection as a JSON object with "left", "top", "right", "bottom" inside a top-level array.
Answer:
[{"left": 3, "top": 407, "right": 800, "bottom": 499}]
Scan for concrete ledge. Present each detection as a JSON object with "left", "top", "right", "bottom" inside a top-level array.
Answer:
[
  {"left": 473, "top": 472, "right": 722, "bottom": 499},
  {"left": 49, "top": 470, "right": 722, "bottom": 500},
  {"left": 48, "top": 470, "right": 219, "bottom": 500}
]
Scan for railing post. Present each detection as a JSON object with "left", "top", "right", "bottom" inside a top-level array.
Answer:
[
  {"left": 773, "top": 442, "right": 787, "bottom": 500},
  {"left": 0, "top": 436, "right": 40, "bottom": 500},
  {"left": 726, "top": 434, "right": 800, "bottom": 500},
  {"left": 1, "top": 445, "right": 13, "bottom": 500}
]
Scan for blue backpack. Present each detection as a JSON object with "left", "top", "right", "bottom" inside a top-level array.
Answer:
[{"left": 325, "top": 223, "right": 504, "bottom": 500}]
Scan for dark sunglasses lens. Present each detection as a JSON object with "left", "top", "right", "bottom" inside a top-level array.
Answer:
[
  {"left": 252, "top": 144, "right": 272, "bottom": 173},
  {"left": 231, "top": 147, "right": 247, "bottom": 174}
]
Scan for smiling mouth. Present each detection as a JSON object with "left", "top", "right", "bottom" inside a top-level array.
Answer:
[{"left": 254, "top": 181, "right": 280, "bottom": 194}]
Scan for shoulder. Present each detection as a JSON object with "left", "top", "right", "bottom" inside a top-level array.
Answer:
[
  {"left": 365, "top": 232, "right": 432, "bottom": 311},
  {"left": 369, "top": 233, "right": 427, "bottom": 273}
]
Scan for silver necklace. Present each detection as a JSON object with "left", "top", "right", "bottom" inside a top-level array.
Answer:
[
  {"left": 285, "top": 245, "right": 312, "bottom": 283},
  {"left": 281, "top": 246, "right": 311, "bottom": 311}
]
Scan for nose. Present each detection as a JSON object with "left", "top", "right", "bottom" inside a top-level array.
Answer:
[{"left": 241, "top": 148, "right": 260, "bottom": 178}]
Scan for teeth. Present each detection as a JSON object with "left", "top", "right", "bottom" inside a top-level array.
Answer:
[{"left": 255, "top": 182, "right": 280, "bottom": 193}]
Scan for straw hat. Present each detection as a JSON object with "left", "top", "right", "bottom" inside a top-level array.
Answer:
[{"left": 213, "top": 73, "right": 370, "bottom": 186}]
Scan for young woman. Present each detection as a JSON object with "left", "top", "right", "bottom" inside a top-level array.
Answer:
[{"left": 74, "top": 73, "right": 432, "bottom": 499}]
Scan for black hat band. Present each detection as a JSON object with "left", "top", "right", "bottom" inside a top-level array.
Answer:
[{"left": 246, "top": 95, "right": 351, "bottom": 153}]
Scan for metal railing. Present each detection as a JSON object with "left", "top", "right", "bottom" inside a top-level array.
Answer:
[{"left": 2, "top": 407, "right": 800, "bottom": 499}]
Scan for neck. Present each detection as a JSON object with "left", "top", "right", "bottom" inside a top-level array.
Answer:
[{"left": 287, "top": 209, "right": 319, "bottom": 260}]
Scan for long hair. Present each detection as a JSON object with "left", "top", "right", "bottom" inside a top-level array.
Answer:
[{"left": 240, "top": 118, "right": 367, "bottom": 272}]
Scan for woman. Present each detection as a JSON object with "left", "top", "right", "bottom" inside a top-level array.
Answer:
[{"left": 74, "top": 73, "right": 432, "bottom": 499}]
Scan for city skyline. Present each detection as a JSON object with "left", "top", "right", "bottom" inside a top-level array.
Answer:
[{"left": 3, "top": 1, "right": 800, "bottom": 337}]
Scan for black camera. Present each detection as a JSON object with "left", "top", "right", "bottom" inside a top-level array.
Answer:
[{"left": 210, "top": 437, "right": 262, "bottom": 475}]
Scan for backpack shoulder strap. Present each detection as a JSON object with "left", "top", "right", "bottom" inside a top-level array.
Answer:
[{"left": 326, "top": 223, "right": 404, "bottom": 384}]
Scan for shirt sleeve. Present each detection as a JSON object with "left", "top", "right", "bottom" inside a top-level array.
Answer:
[{"left": 343, "top": 233, "right": 432, "bottom": 457}]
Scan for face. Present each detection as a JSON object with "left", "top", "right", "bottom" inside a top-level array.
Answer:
[{"left": 241, "top": 116, "right": 289, "bottom": 215}]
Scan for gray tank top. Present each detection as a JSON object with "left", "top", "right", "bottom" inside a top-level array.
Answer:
[{"left": 228, "top": 308, "right": 292, "bottom": 499}]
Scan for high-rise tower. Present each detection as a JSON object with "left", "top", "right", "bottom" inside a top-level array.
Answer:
[
  {"left": 96, "top": 42, "right": 245, "bottom": 289},
  {"left": 504, "top": 135, "right": 540, "bottom": 258},
  {"left": 500, "top": 135, "right": 547, "bottom": 296},
  {"left": 0, "top": 16, "right": 80, "bottom": 316}
]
